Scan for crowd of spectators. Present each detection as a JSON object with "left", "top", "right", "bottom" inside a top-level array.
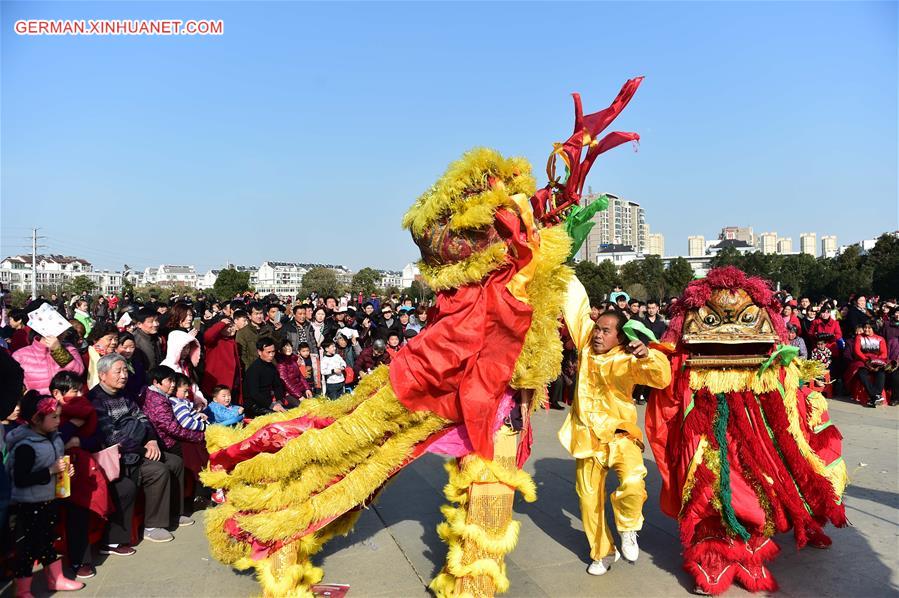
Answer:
[{"left": 0, "top": 281, "right": 895, "bottom": 591}]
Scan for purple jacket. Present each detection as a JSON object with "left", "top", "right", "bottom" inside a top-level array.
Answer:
[{"left": 141, "top": 387, "right": 204, "bottom": 450}]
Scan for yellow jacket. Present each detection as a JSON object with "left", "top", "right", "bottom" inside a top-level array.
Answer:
[{"left": 558, "top": 277, "right": 671, "bottom": 459}]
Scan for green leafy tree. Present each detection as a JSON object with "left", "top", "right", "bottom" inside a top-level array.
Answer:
[
  {"left": 120, "top": 277, "right": 135, "bottom": 298},
  {"left": 639, "top": 255, "right": 666, "bottom": 301},
  {"left": 619, "top": 260, "right": 643, "bottom": 290},
  {"left": 708, "top": 246, "right": 742, "bottom": 269},
  {"left": 739, "top": 251, "right": 776, "bottom": 279},
  {"left": 65, "top": 275, "right": 96, "bottom": 296},
  {"left": 403, "top": 280, "right": 434, "bottom": 303},
  {"left": 574, "top": 261, "right": 605, "bottom": 305},
  {"left": 352, "top": 267, "right": 382, "bottom": 297},
  {"left": 867, "top": 234, "right": 899, "bottom": 299},
  {"left": 301, "top": 267, "right": 339, "bottom": 298},
  {"left": 663, "top": 257, "right": 695, "bottom": 297},
  {"left": 823, "top": 245, "right": 873, "bottom": 299},
  {"left": 213, "top": 268, "right": 252, "bottom": 300}
]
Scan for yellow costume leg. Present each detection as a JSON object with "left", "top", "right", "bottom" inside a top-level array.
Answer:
[
  {"left": 575, "top": 456, "right": 615, "bottom": 560},
  {"left": 430, "top": 427, "right": 537, "bottom": 597},
  {"left": 607, "top": 436, "right": 648, "bottom": 533}
]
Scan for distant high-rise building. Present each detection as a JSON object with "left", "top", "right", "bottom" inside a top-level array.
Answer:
[
  {"left": 757, "top": 232, "right": 777, "bottom": 255},
  {"left": 580, "top": 193, "right": 648, "bottom": 260},
  {"left": 776, "top": 237, "right": 793, "bottom": 254},
  {"left": 719, "top": 226, "right": 754, "bottom": 246},
  {"left": 821, "top": 235, "right": 838, "bottom": 258},
  {"left": 647, "top": 233, "right": 665, "bottom": 257},
  {"left": 800, "top": 233, "right": 816, "bottom": 256},
  {"left": 688, "top": 236, "right": 706, "bottom": 257}
]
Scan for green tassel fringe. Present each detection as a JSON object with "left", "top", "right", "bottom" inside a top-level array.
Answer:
[{"left": 715, "top": 392, "right": 751, "bottom": 541}]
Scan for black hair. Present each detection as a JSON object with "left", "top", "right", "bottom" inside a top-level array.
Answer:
[
  {"left": 298, "top": 341, "right": 310, "bottom": 350},
  {"left": 292, "top": 304, "right": 305, "bottom": 314},
  {"left": 117, "top": 331, "right": 135, "bottom": 346},
  {"left": 212, "top": 385, "right": 230, "bottom": 397},
  {"left": 387, "top": 331, "right": 400, "bottom": 340},
  {"left": 172, "top": 373, "right": 191, "bottom": 389},
  {"left": 321, "top": 339, "right": 336, "bottom": 350},
  {"left": 135, "top": 307, "right": 158, "bottom": 323},
  {"left": 595, "top": 311, "right": 629, "bottom": 344},
  {"left": 228, "top": 300, "right": 245, "bottom": 312},
  {"left": 266, "top": 303, "right": 282, "bottom": 313},
  {"left": 147, "top": 365, "right": 177, "bottom": 386},
  {"left": 325, "top": 295, "right": 336, "bottom": 303},
  {"left": 232, "top": 309, "right": 249, "bottom": 321},
  {"left": 87, "top": 322, "right": 120, "bottom": 345},
  {"left": 647, "top": 299, "right": 660, "bottom": 307},
  {"left": 20, "top": 390, "right": 53, "bottom": 424},
  {"left": 248, "top": 302, "right": 264, "bottom": 314},
  {"left": 50, "top": 370, "right": 83, "bottom": 396},
  {"left": 256, "top": 336, "right": 276, "bottom": 351},
  {"left": 9, "top": 309, "right": 27, "bottom": 323},
  {"left": 628, "top": 298, "right": 640, "bottom": 306},
  {"left": 278, "top": 338, "right": 292, "bottom": 351}
]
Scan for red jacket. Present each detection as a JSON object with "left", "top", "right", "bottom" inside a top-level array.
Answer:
[
  {"left": 202, "top": 321, "right": 242, "bottom": 403},
  {"left": 853, "top": 334, "right": 887, "bottom": 363},
  {"left": 275, "top": 354, "right": 312, "bottom": 398},
  {"left": 808, "top": 317, "right": 842, "bottom": 353}
]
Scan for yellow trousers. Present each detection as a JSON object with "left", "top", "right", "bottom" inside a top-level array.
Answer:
[{"left": 575, "top": 435, "right": 647, "bottom": 560}]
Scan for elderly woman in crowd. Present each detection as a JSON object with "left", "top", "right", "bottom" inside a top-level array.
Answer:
[
  {"left": 89, "top": 353, "right": 192, "bottom": 545},
  {"left": 86, "top": 323, "right": 120, "bottom": 388}
]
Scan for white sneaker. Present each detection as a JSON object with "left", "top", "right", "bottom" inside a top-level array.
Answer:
[
  {"left": 621, "top": 531, "right": 639, "bottom": 562},
  {"left": 587, "top": 549, "right": 620, "bottom": 576}
]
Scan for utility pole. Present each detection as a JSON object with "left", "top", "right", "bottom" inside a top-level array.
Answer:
[
  {"left": 30, "top": 227, "right": 47, "bottom": 300},
  {"left": 31, "top": 228, "right": 38, "bottom": 300}
]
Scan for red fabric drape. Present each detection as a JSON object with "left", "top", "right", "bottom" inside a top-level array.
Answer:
[{"left": 389, "top": 210, "right": 534, "bottom": 459}]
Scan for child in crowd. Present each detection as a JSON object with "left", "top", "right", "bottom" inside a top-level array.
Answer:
[
  {"left": 385, "top": 332, "right": 402, "bottom": 359},
  {"left": 171, "top": 373, "right": 207, "bottom": 432},
  {"left": 206, "top": 385, "right": 244, "bottom": 426},
  {"left": 297, "top": 342, "right": 319, "bottom": 396},
  {"left": 50, "top": 370, "right": 110, "bottom": 579},
  {"left": 812, "top": 338, "right": 833, "bottom": 370},
  {"left": 319, "top": 340, "right": 347, "bottom": 400},
  {"left": 7, "top": 391, "right": 85, "bottom": 595}
]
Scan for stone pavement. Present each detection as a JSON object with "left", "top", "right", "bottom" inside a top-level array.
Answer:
[{"left": 15, "top": 396, "right": 899, "bottom": 598}]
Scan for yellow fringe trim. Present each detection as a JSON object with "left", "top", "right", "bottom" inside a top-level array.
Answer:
[
  {"left": 205, "top": 381, "right": 414, "bottom": 489},
  {"left": 204, "top": 367, "right": 390, "bottom": 454},
  {"left": 446, "top": 187, "right": 519, "bottom": 232},
  {"left": 418, "top": 242, "right": 508, "bottom": 291},
  {"left": 679, "top": 436, "right": 708, "bottom": 517},
  {"left": 797, "top": 358, "right": 828, "bottom": 384},
  {"left": 235, "top": 410, "right": 447, "bottom": 542},
  {"left": 430, "top": 454, "right": 533, "bottom": 597},
  {"left": 402, "top": 148, "right": 535, "bottom": 238},
  {"left": 777, "top": 367, "right": 849, "bottom": 499},
  {"left": 511, "top": 226, "right": 572, "bottom": 390},
  {"left": 689, "top": 367, "right": 783, "bottom": 395},
  {"left": 805, "top": 390, "right": 829, "bottom": 430}
]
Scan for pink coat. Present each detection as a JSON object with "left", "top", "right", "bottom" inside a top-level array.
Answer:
[{"left": 13, "top": 339, "right": 85, "bottom": 395}]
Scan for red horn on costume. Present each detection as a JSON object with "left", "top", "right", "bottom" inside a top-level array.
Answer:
[{"left": 534, "top": 76, "right": 643, "bottom": 225}]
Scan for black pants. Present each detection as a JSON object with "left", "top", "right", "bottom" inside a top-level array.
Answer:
[
  {"left": 139, "top": 452, "right": 184, "bottom": 529},
  {"left": 888, "top": 370, "right": 899, "bottom": 400},
  {"left": 105, "top": 474, "right": 137, "bottom": 546},
  {"left": 858, "top": 368, "right": 886, "bottom": 399},
  {"left": 14, "top": 500, "right": 59, "bottom": 578},
  {"left": 325, "top": 382, "right": 345, "bottom": 400},
  {"left": 65, "top": 503, "right": 93, "bottom": 567}
]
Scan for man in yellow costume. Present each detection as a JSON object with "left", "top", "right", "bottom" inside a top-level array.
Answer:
[{"left": 559, "top": 277, "right": 671, "bottom": 575}]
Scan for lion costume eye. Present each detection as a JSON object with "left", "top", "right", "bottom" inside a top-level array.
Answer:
[
  {"left": 703, "top": 313, "right": 721, "bottom": 326},
  {"left": 741, "top": 311, "right": 757, "bottom": 324}
]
